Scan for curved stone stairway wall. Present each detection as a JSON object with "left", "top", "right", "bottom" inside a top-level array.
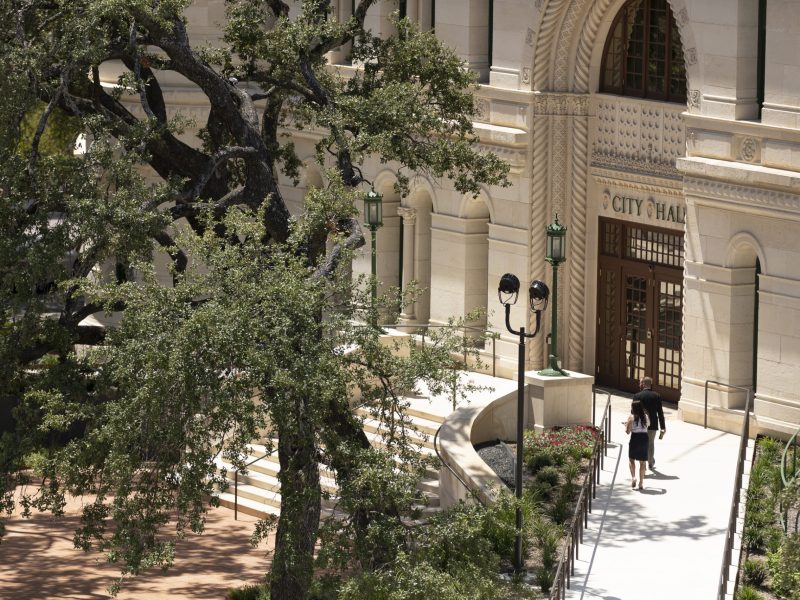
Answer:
[{"left": 213, "top": 404, "right": 445, "bottom": 520}]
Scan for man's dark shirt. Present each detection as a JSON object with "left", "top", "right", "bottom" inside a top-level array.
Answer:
[{"left": 633, "top": 388, "right": 665, "bottom": 431}]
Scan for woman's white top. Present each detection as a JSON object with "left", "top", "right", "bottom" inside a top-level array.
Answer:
[{"left": 631, "top": 416, "right": 649, "bottom": 433}]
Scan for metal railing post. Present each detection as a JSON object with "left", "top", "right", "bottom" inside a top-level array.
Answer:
[
  {"left": 492, "top": 335, "right": 496, "bottom": 378},
  {"left": 234, "top": 471, "right": 239, "bottom": 521},
  {"left": 715, "top": 383, "right": 754, "bottom": 599}
]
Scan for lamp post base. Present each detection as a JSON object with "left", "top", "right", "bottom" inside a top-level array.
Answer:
[
  {"left": 537, "top": 367, "right": 568, "bottom": 377},
  {"left": 537, "top": 354, "right": 567, "bottom": 377},
  {"left": 526, "top": 369, "right": 594, "bottom": 430}
]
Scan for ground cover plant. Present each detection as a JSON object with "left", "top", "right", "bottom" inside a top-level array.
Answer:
[
  {"left": 470, "top": 425, "right": 600, "bottom": 595},
  {"left": 736, "top": 436, "right": 800, "bottom": 600},
  {"left": 523, "top": 425, "right": 600, "bottom": 593}
]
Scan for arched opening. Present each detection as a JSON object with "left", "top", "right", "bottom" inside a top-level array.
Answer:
[
  {"left": 726, "top": 237, "right": 764, "bottom": 406},
  {"left": 399, "top": 188, "right": 434, "bottom": 325},
  {"left": 600, "top": 0, "right": 686, "bottom": 103}
]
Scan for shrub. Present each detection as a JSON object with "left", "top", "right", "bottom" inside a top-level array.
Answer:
[
  {"left": 226, "top": 584, "right": 267, "bottom": 600},
  {"left": 526, "top": 452, "right": 554, "bottom": 474},
  {"left": 742, "top": 558, "right": 768, "bottom": 586},
  {"left": 767, "top": 533, "right": 800, "bottom": 600},
  {"left": 563, "top": 462, "right": 580, "bottom": 487},
  {"left": 533, "top": 518, "right": 561, "bottom": 571},
  {"left": 535, "top": 466, "right": 560, "bottom": 487},
  {"left": 535, "top": 565, "right": 556, "bottom": 593},
  {"left": 757, "top": 437, "right": 783, "bottom": 463},
  {"left": 528, "top": 480, "right": 553, "bottom": 501},
  {"left": 549, "top": 490, "right": 572, "bottom": 525},
  {"left": 744, "top": 508, "right": 781, "bottom": 553},
  {"left": 736, "top": 585, "right": 762, "bottom": 600}
]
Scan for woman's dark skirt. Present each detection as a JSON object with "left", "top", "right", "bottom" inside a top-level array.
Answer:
[{"left": 629, "top": 431, "right": 649, "bottom": 461}]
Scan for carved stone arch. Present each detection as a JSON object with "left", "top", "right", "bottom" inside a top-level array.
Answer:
[
  {"left": 532, "top": 0, "right": 574, "bottom": 91},
  {"left": 568, "top": 0, "right": 700, "bottom": 99},
  {"left": 403, "top": 176, "right": 437, "bottom": 210},
  {"left": 725, "top": 231, "right": 767, "bottom": 273},
  {"left": 457, "top": 188, "right": 493, "bottom": 222},
  {"left": 373, "top": 168, "right": 400, "bottom": 198}
]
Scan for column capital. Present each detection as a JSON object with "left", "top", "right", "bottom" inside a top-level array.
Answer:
[{"left": 397, "top": 206, "right": 418, "bottom": 224}]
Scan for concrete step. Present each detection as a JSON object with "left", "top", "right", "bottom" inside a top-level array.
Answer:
[
  {"left": 354, "top": 408, "right": 443, "bottom": 437},
  {"left": 216, "top": 492, "right": 281, "bottom": 520},
  {"left": 214, "top": 454, "right": 335, "bottom": 480},
  {"left": 223, "top": 482, "right": 283, "bottom": 509},
  {"left": 365, "top": 430, "right": 437, "bottom": 456},
  {"left": 417, "top": 476, "right": 440, "bottom": 496},
  {"left": 220, "top": 468, "right": 339, "bottom": 497},
  {"left": 360, "top": 417, "right": 435, "bottom": 449}
]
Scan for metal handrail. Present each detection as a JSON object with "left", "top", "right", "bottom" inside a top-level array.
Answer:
[
  {"left": 549, "top": 393, "right": 612, "bottom": 599},
  {"left": 704, "top": 379, "right": 752, "bottom": 429},
  {"left": 432, "top": 424, "right": 488, "bottom": 506},
  {"left": 233, "top": 449, "right": 272, "bottom": 521},
  {"left": 780, "top": 425, "right": 800, "bottom": 533},
  {"left": 715, "top": 381, "right": 754, "bottom": 600}
]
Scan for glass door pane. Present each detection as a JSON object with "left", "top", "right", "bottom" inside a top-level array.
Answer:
[
  {"left": 624, "top": 274, "right": 648, "bottom": 384},
  {"left": 656, "top": 278, "right": 682, "bottom": 399}
]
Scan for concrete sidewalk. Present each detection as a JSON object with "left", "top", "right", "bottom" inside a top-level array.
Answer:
[{"left": 565, "top": 392, "right": 745, "bottom": 600}]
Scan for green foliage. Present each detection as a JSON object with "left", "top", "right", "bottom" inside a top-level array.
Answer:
[
  {"left": 526, "top": 452, "right": 554, "bottom": 474},
  {"left": 524, "top": 426, "right": 599, "bottom": 468},
  {"left": 743, "top": 558, "right": 768, "bottom": 587},
  {"left": 736, "top": 585, "right": 763, "bottom": 600},
  {"left": 532, "top": 517, "right": 561, "bottom": 572},
  {"left": 318, "top": 498, "right": 528, "bottom": 600},
  {"left": 548, "top": 489, "right": 573, "bottom": 525},
  {"left": 744, "top": 437, "right": 786, "bottom": 554},
  {"left": 767, "top": 533, "right": 800, "bottom": 600},
  {"left": 534, "top": 466, "right": 560, "bottom": 487},
  {"left": 17, "top": 104, "right": 82, "bottom": 157},
  {"left": 0, "top": 1, "right": 514, "bottom": 597},
  {"left": 226, "top": 583, "right": 268, "bottom": 600}
]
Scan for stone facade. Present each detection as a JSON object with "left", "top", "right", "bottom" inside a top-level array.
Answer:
[{"left": 104, "top": 0, "right": 800, "bottom": 439}]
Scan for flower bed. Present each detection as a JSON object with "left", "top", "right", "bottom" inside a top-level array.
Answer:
[
  {"left": 735, "top": 436, "right": 800, "bottom": 600},
  {"left": 474, "top": 425, "right": 601, "bottom": 596}
]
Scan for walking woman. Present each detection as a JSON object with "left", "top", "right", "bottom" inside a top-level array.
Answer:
[{"left": 626, "top": 400, "right": 650, "bottom": 490}]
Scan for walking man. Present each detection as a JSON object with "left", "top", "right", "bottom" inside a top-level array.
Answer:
[{"left": 633, "top": 376, "right": 666, "bottom": 469}]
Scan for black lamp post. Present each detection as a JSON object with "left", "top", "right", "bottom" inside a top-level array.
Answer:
[
  {"left": 499, "top": 273, "right": 549, "bottom": 574},
  {"left": 364, "top": 189, "right": 383, "bottom": 327},
  {"left": 538, "top": 215, "right": 567, "bottom": 377}
]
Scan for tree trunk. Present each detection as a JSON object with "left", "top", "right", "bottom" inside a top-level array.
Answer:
[{"left": 270, "top": 427, "right": 321, "bottom": 600}]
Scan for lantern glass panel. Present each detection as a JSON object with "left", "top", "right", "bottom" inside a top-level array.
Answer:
[
  {"left": 552, "top": 235, "right": 564, "bottom": 261},
  {"left": 364, "top": 194, "right": 383, "bottom": 227}
]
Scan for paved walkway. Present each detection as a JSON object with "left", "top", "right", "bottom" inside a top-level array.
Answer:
[
  {"left": 0, "top": 487, "right": 274, "bottom": 599},
  {"left": 565, "top": 392, "right": 745, "bottom": 600}
]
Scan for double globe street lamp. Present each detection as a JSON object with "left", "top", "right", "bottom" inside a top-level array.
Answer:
[{"left": 498, "top": 273, "right": 549, "bottom": 574}]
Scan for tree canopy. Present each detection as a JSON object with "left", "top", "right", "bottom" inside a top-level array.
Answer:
[{"left": 0, "top": 1, "right": 511, "bottom": 598}]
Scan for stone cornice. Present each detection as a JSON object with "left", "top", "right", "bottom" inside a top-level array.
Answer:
[{"left": 683, "top": 175, "right": 800, "bottom": 218}]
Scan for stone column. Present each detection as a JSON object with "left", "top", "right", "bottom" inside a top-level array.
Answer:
[
  {"left": 397, "top": 207, "right": 418, "bottom": 323},
  {"left": 433, "top": 0, "right": 491, "bottom": 80}
]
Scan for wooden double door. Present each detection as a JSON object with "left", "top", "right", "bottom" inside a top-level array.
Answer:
[{"left": 595, "top": 220, "right": 683, "bottom": 402}]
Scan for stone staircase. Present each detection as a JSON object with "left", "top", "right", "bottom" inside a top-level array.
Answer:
[{"left": 214, "top": 402, "right": 447, "bottom": 520}]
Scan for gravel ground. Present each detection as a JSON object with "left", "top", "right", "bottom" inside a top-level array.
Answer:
[{"left": 474, "top": 440, "right": 516, "bottom": 489}]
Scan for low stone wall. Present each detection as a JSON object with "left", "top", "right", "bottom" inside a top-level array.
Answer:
[
  {"left": 437, "top": 387, "right": 521, "bottom": 508},
  {"left": 437, "top": 370, "right": 594, "bottom": 509}
]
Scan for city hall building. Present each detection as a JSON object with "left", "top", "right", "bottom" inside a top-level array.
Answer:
[{"left": 115, "top": 0, "right": 800, "bottom": 438}]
